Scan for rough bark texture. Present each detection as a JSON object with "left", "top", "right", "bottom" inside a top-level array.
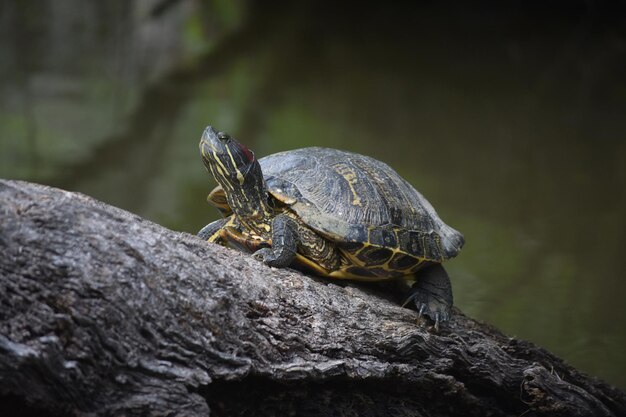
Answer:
[{"left": 0, "top": 179, "right": 624, "bottom": 417}]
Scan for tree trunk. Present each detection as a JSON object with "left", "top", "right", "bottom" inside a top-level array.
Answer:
[{"left": 0, "top": 179, "right": 624, "bottom": 417}]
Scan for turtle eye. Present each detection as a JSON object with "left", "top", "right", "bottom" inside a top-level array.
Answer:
[{"left": 217, "top": 132, "right": 230, "bottom": 141}]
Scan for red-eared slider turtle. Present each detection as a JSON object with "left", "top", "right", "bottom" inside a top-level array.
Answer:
[{"left": 198, "top": 126, "right": 464, "bottom": 328}]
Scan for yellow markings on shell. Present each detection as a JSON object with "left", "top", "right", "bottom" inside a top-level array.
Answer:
[
  {"left": 328, "top": 269, "right": 389, "bottom": 281},
  {"left": 335, "top": 241, "right": 427, "bottom": 280},
  {"left": 344, "top": 170, "right": 361, "bottom": 206},
  {"left": 271, "top": 188, "right": 297, "bottom": 204},
  {"left": 293, "top": 253, "right": 332, "bottom": 276},
  {"left": 291, "top": 252, "right": 387, "bottom": 281},
  {"left": 334, "top": 164, "right": 362, "bottom": 206}
]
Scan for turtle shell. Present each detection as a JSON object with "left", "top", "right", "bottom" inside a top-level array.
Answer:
[{"left": 259, "top": 147, "right": 464, "bottom": 264}]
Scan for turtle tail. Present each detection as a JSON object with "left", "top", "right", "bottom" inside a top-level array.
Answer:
[{"left": 439, "top": 224, "right": 465, "bottom": 259}]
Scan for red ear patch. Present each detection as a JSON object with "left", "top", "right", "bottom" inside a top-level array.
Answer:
[{"left": 238, "top": 143, "right": 255, "bottom": 163}]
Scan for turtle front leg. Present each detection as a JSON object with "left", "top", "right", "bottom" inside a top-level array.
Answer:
[
  {"left": 253, "top": 214, "right": 300, "bottom": 268},
  {"left": 403, "top": 264, "right": 453, "bottom": 331},
  {"left": 197, "top": 217, "right": 229, "bottom": 242}
]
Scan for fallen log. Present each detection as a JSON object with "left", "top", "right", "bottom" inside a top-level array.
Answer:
[{"left": 0, "top": 179, "right": 624, "bottom": 417}]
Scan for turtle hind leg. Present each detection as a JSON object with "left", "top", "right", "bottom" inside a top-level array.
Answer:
[{"left": 403, "top": 264, "right": 453, "bottom": 330}]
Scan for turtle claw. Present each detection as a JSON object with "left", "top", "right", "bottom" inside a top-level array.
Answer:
[
  {"left": 403, "top": 295, "right": 451, "bottom": 331},
  {"left": 252, "top": 248, "right": 271, "bottom": 263},
  {"left": 401, "top": 291, "right": 417, "bottom": 308},
  {"left": 417, "top": 304, "right": 426, "bottom": 321},
  {"left": 402, "top": 294, "right": 444, "bottom": 330},
  {"left": 412, "top": 303, "right": 448, "bottom": 332}
]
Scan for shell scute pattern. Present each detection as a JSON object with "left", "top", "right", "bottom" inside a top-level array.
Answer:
[{"left": 260, "top": 147, "right": 463, "bottom": 264}]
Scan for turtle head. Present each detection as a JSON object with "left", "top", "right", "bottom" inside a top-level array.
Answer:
[
  {"left": 199, "top": 126, "right": 271, "bottom": 229},
  {"left": 199, "top": 126, "right": 259, "bottom": 185}
]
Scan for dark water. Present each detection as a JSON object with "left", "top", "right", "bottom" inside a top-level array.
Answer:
[{"left": 1, "top": 1, "right": 625, "bottom": 389}]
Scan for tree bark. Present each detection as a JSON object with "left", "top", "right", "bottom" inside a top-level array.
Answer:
[{"left": 0, "top": 179, "right": 624, "bottom": 417}]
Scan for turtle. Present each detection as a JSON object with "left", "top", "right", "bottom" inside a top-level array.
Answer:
[{"left": 197, "top": 126, "right": 464, "bottom": 328}]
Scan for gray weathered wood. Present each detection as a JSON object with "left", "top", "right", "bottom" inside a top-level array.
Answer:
[{"left": 0, "top": 179, "right": 624, "bottom": 417}]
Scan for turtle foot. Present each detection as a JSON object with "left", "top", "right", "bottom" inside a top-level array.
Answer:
[
  {"left": 402, "top": 264, "right": 453, "bottom": 331},
  {"left": 403, "top": 289, "right": 451, "bottom": 331},
  {"left": 252, "top": 246, "right": 295, "bottom": 268}
]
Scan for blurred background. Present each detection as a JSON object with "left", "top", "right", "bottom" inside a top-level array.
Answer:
[{"left": 1, "top": 0, "right": 625, "bottom": 390}]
